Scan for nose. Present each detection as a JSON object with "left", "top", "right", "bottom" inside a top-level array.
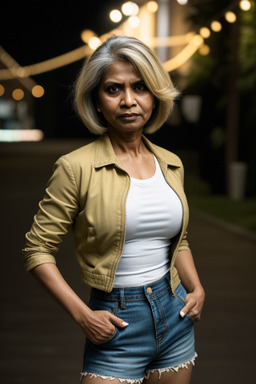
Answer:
[{"left": 121, "top": 87, "right": 136, "bottom": 107}]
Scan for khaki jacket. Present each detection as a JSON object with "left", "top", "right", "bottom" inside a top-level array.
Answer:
[{"left": 23, "top": 133, "right": 190, "bottom": 293}]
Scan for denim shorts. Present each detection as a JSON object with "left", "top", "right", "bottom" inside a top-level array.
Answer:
[{"left": 81, "top": 273, "right": 197, "bottom": 383}]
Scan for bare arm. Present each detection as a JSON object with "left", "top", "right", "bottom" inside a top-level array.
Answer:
[
  {"left": 175, "top": 250, "right": 205, "bottom": 322},
  {"left": 30, "top": 263, "right": 128, "bottom": 344}
]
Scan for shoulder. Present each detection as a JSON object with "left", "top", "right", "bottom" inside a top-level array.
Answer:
[
  {"left": 143, "top": 136, "right": 183, "bottom": 168},
  {"left": 62, "top": 138, "right": 98, "bottom": 164},
  {"left": 50, "top": 138, "right": 99, "bottom": 183}
]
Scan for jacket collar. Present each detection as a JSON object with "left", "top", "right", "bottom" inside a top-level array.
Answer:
[{"left": 94, "top": 133, "right": 181, "bottom": 169}]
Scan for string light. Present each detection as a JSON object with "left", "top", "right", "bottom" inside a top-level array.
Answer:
[
  {"left": 32, "top": 85, "right": 45, "bottom": 98},
  {"left": 128, "top": 15, "right": 140, "bottom": 28},
  {"left": 0, "top": 0, "right": 253, "bottom": 92},
  {"left": 199, "top": 44, "right": 210, "bottom": 56},
  {"left": 121, "top": 2, "right": 139, "bottom": 16},
  {"left": 199, "top": 27, "right": 211, "bottom": 39},
  {"left": 12, "top": 88, "right": 24, "bottom": 101},
  {"left": 81, "top": 29, "right": 96, "bottom": 43},
  {"left": 147, "top": 1, "right": 158, "bottom": 13},
  {"left": 211, "top": 20, "right": 222, "bottom": 32},
  {"left": 239, "top": 0, "right": 251, "bottom": 11},
  {"left": 0, "top": 84, "right": 5, "bottom": 96},
  {"left": 88, "top": 37, "right": 102, "bottom": 50},
  {"left": 225, "top": 11, "right": 237, "bottom": 23},
  {"left": 149, "top": 34, "right": 195, "bottom": 48},
  {"left": 109, "top": 9, "right": 123, "bottom": 23},
  {"left": 164, "top": 34, "right": 203, "bottom": 72}
]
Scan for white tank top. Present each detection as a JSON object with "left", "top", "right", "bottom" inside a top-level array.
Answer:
[{"left": 114, "top": 155, "right": 183, "bottom": 287}]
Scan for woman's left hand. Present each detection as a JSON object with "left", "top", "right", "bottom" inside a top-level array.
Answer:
[{"left": 180, "top": 287, "right": 205, "bottom": 322}]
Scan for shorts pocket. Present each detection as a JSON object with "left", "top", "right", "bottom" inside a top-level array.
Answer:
[
  {"left": 174, "top": 283, "right": 194, "bottom": 324},
  {"left": 88, "top": 295, "right": 120, "bottom": 345}
]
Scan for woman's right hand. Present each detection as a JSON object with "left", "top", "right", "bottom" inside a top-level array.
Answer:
[
  {"left": 30, "top": 264, "right": 129, "bottom": 345},
  {"left": 80, "top": 309, "right": 129, "bottom": 345}
]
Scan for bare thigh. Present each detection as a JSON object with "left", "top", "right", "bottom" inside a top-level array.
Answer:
[
  {"left": 80, "top": 365, "right": 193, "bottom": 384},
  {"left": 81, "top": 376, "right": 132, "bottom": 384},
  {"left": 144, "top": 364, "right": 193, "bottom": 384}
]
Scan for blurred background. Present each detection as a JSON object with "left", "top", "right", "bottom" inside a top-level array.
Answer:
[{"left": 0, "top": 1, "right": 256, "bottom": 383}]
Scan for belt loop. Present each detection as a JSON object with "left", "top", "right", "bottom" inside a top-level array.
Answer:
[{"left": 119, "top": 288, "right": 126, "bottom": 310}]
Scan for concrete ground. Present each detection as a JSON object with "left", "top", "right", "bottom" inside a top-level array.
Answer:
[{"left": 0, "top": 140, "right": 255, "bottom": 384}]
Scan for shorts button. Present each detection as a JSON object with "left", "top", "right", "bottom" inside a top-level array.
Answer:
[{"left": 147, "top": 287, "right": 152, "bottom": 295}]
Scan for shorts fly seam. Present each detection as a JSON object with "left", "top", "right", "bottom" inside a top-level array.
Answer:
[{"left": 155, "top": 297, "right": 168, "bottom": 345}]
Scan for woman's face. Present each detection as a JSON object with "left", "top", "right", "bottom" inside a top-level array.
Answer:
[{"left": 97, "top": 60, "right": 155, "bottom": 136}]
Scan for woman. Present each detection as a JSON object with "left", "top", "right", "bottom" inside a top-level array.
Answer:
[{"left": 23, "top": 36, "right": 205, "bottom": 384}]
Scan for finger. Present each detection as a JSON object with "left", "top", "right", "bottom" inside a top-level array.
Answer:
[
  {"left": 108, "top": 313, "right": 129, "bottom": 328},
  {"left": 180, "top": 302, "right": 193, "bottom": 318}
]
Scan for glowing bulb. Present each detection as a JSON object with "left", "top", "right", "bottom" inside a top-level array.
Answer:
[
  {"left": 32, "top": 85, "right": 45, "bottom": 98},
  {"left": 110, "top": 9, "right": 122, "bottom": 23},
  {"left": 0, "top": 84, "right": 5, "bottom": 96},
  {"left": 193, "top": 34, "right": 204, "bottom": 46},
  {"left": 128, "top": 16, "right": 140, "bottom": 28},
  {"left": 211, "top": 20, "right": 222, "bottom": 32},
  {"left": 176, "top": 0, "right": 188, "bottom": 5},
  {"left": 147, "top": 1, "right": 158, "bottom": 13},
  {"left": 12, "top": 88, "right": 24, "bottom": 101},
  {"left": 225, "top": 11, "right": 237, "bottom": 23},
  {"left": 121, "top": 2, "right": 139, "bottom": 16},
  {"left": 199, "top": 27, "right": 211, "bottom": 39},
  {"left": 81, "top": 29, "right": 95, "bottom": 43},
  {"left": 88, "top": 37, "right": 102, "bottom": 50},
  {"left": 239, "top": 0, "right": 251, "bottom": 11},
  {"left": 199, "top": 45, "right": 210, "bottom": 56}
]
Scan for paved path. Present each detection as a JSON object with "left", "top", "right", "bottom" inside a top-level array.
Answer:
[{"left": 0, "top": 141, "right": 255, "bottom": 384}]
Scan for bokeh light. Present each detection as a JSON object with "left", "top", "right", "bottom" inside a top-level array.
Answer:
[
  {"left": 225, "top": 11, "right": 237, "bottom": 23},
  {"left": 0, "top": 84, "right": 5, "bottom": 96},
  {"left": 128, "top": 16, "right": 140, "bottom": 28},
  {"left": 211, "top": 20, "right": 222, "bottom": 32},
  {"left": 88, "top": 37, "right": 102, "bottom": 50},
  {"left": 81, "top": 29, "right": 95, "bottom": 43},
  {"left": 199, "top": 44, "right": 210, "bottom": 56},
  {"left": 12, "top": 88, "right": 24, "bottom": 101},
  {"left": 147, "top": 1, "right": 158, "bottom": 13},
  {"left": 121, "top": 2, "right": 139, "bottom": 16},
  {"left": 32, "top": 85, "right": 45, "bottom": 98},
  {"left": 199, "top": 27, "right": 211, "bottom": 39},
  {"left": 239, "top": 0, "right": 251, "bottom": 11},
  {"left": 110, "top": 9, "right": 123, "bottom": 23}
]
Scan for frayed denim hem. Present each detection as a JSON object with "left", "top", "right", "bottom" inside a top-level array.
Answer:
[
  {"left": 80, "top": 353, "right": 197, "bottom": 383},
  {"left": 145, "top": 352, "right": 198, "bottom": 379},
  {"left": 80, "top": 372, "right": 144, "bottom": 384}
]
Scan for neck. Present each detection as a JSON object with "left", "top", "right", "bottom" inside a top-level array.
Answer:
[{"left": 108, "top": 130, "right": 146, "bottom": 157}]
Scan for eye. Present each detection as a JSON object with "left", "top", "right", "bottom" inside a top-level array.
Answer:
[
  {"left": 134, "top": 82, "right": 148, "bottom": 92},
  {"left": 105, "top": 84, "right": 121, "bottom": 95}
]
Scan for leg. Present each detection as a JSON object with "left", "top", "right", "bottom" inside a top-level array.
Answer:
[
  {"left": 81, "top": 375, "right": 140, "bottom": 384},
  {"left": 144, "top": 364, "right": 193, "bottom": 384}
]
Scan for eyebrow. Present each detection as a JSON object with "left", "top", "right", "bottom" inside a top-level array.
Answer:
[{"left": 102, "top": 79, "right": 145, "bottom": 87}]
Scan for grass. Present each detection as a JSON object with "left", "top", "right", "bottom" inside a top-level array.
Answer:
[{"left": 184, "top": 173, "right": 256, "bottom": 234}]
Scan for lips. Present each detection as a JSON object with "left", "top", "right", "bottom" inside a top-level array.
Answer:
[{"left": 118, "top": 113, "right": 139, "bottom": 121}]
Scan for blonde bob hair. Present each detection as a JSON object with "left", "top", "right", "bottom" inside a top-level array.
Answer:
[{"left": 74, "top": 35, "right": 179, "bottom": 135}]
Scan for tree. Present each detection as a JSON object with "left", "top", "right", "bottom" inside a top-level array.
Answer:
[{"left": 184, "top": 0, "right": 256, "bottom": 195}]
